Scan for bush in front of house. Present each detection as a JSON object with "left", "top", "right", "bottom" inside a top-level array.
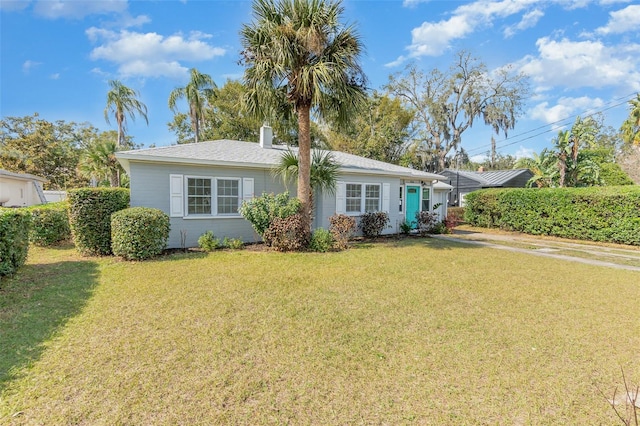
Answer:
[
  {"left": 465, "top": 186, "right": 640, "bottom": 245},
  {"left": 263, "top": 213, "right": 310, "bottom": 252},
  {"left": 26, "top": 201, "right": 70, "bottom": 246},
  {"left": 310, "top": 228, "right": 334, "bottom": 252},
  {"left": 222, "top": 237, "right": 244, "bottom": 250},
  {"left": 111, "top": 207, "right": 170, "bottom": 260},
  {"left": 238, "top": 192, "right": 301, "bottom": 241},
  {"left": 415, "top": 211, "right": 440, "bottom": 236},
  {"left": 329, "top": 214, "right": 356, "bottom": 250},
  {"left": 0, "top": 208, "right": 31, "bottom": 278},
  {"left": 68, "top": 188, "right": 130, "bottom": 256},
  {"left": 198, "top": 231, "right": 220, "bottom": 252},
  {"left": 359, "top": 211, "right": 390, "bottom": 238}
]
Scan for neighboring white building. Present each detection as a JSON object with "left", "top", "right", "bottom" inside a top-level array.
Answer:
[
  {"left": 117, "top": 126, "right": 450, "bottom": 248},
  {"left": 0, "top": 169, "right": 48, "bottom": 207}
]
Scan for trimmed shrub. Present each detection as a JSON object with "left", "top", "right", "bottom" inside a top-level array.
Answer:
[
  {"left": 415, "top": 211, "right": 440, "bottom": 236},
  {"left": 329, "top": 214, "right": 356, "bottom": 250},
  {"left": 359, "top": 211, "right": 390, "bottom": 238},
  {"left": 263, "top": 213, "right": 310, "bottom": 252},
  {"left": 198, "top": 231, "right": 220, "bottom": 252},
  {"left": 310, "top": 228, "right": 334, "bottom": 252},
  {"left": 238, "top": 192, "right": 301, "bottom": 240},
  {"left": 111, "top": 207, "right": 170, "bottom": 260},
  {"left": 222, "top": 237, "right": 244, "bottom": 250},
  {"left": 0, "top": 209, "right": 31, "bottom": 278},
  {"left": 68, "top": 188, "right": 130, "bottom": 256},
  {"left": 465, "top": 186, "right": 640, "bottom": 245},
  {"left": 26, "top": 202, "right": 70, "bottom": 246}
]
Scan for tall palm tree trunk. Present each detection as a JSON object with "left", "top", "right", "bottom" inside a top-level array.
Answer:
[{"left": 297, "top": 103, "right": 312, "bottom": 228}]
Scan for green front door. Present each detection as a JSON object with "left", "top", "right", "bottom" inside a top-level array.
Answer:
[{"left": 405, "top": 185, "right": 421, "bottom": 228}]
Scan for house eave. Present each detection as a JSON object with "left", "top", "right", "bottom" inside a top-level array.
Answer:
[{"left": 116, "top": 153, "right": 446, "bottom": 181}]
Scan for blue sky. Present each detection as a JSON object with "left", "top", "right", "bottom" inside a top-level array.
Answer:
[{"left": 1, "top": 0, "right": 639, "bottom": 161}]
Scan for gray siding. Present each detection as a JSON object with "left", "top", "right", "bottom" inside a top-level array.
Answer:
[{"left": 129, "top": 161, "right": 290, "bottom": 248}]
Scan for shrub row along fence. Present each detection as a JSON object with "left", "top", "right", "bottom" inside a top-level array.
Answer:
[{"left": 464, "top": 186, "right": 640, "bottom": 246}]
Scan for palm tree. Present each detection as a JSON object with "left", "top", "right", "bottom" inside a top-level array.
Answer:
[
  {"left": 274, "top": 149, "right": 339, "bottom": 196},
  {"left": 104, "top": 80, "right": 148, "bottom": 148},
  {"left": 79, "top": 139, "right": 121, "bottom": 187},
  {"left": 240, "top": 0, "right": 367, "bottom": 231},
  {"left": 621, "top": 93, "right": 640, "bottom": 146},
  {"left": 515, "top": 149, "right": 557, "bottom": 188},
  {"left": 168, "top": 68, "right": 217, "bottom": 143}
]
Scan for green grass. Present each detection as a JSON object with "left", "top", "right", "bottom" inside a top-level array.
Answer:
[{"left": 1, "top": 239, "right": 639, "bottom": 424}]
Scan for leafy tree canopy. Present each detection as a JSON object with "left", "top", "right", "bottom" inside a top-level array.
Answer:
[{"left": 386, "top": 50, "right": 530, "bottom": 171}]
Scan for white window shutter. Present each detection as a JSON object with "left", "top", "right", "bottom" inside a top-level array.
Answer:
[
  {"left": 242, "top": 178, "right": 254, "bottom": 203},
  {"left": 336, "top": 181, "right": 346, "bottom": 214},
  {"left": 382, "top": 183, "right": 390, "bottom": 213},
  {"left": 169, "top": 174, "right": 184, "bottom": 217}
]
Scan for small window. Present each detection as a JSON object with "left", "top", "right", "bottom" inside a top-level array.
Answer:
[
  {"left": 217, "top": 179, "right": 239, "bottom": 214},
  {"left": 346, "top": 183, "right": 362, "bottom": 213},
  {"left": 422, "top": 187, "right": 430, "bottom": 211},
  {"left": 187, "top": 178, "right": 211, "bottom": 215},
  {"left": 399, "top": 186, "right": 403, "bottom": 212},
  {"left": 365, "top": 184, "right": 380, "bottom": 212}
]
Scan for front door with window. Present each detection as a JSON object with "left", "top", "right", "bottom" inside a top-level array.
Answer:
[{"left": 405, "top": 185, "right": 421, "bottom": 228}]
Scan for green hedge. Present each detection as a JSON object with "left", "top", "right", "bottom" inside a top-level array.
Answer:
[
  {"left": 111, "top": 207, "right": 170, "bottom": 260},
  {"left": 68, "top": 188, "right": 130, "bottom": 256},
  {"left": 26, "top": 202, "right": 71, "bottom": 246},
  {"left": 0, "top": 209, "right": 31, "bottom": 278},
  {"left": 464, "top": 186, "right": 640, "bottom": 245}
]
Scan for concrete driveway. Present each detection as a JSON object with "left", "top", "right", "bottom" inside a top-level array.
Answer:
[{"left": 432, "top": 229, "right": 640, "bottom": 272}]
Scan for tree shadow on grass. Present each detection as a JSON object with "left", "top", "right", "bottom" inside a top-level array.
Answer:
[{"left": 0, "top": 258, "right": 99, "bottom": 390}]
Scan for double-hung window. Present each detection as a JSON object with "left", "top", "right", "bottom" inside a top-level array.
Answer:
[
  {"left": 365, "top": 184, "right": 380, "bottom": 212},
  {"left": 187, "top": 178, "right": 212, "bottom": 215},
  {"left": 185, "top": 177, "right": 241, "bottom": 216},
  {"left": 345, "top": 183, "right": 381, "bottom": 214},
  {"left": 346, "top": 183, "right": 362, "bottom": 213},
  {"left": 216, "top": 179, "right": 239, "bottom": 215}
]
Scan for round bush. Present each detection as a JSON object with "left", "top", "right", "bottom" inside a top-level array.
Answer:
[
  {"left": 68, "top": 188, "right": 130, "bottom": 256},
  {"left": 111, "top": 207, "right": 170, "bottom": 260}
]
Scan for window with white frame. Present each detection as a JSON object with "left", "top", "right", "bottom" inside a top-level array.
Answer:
[
  {"left": 365, "top": 184, "right": 380, "bottom": 212},
  {"left": 345, "top": 183, "right": 362, "bottom": 213},
  {"left": 216, "top": 178, "right": 239, "bottom": 214},
  {"left": 344, "top": 183, "right": 380, "bottom": 214},
  {"left": 187, "top": 178, "right": 212, "bottom": 215},
  {"left": 422, "top": 187, "right": 430, "bottom": 211},
  {"left": 180, "top": 176, "right": 248, "bottom": 217}
]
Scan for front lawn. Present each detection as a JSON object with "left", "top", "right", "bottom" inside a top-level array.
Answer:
[{"left": 1, "top": 239, "right": 639, "bottom": 424}]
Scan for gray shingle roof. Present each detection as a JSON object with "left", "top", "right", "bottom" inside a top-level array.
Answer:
[{"left": 117, "top": 140, "right": 445, "bottom": 181}]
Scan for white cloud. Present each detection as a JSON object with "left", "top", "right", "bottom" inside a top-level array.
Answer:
[
  {"left": 514, "top": 146, "right": 536, "bottom": 160},
  {"left": 87, "top": 28, "right": 226, "bottom": 79},
  {"left": 504, "top": 9, "right": 544, "bottom": 38},
  {"left": 595, "top": 4, "right": 640, "bottom": 35},
  {"left": 390, "top": 0, "right": 541, "bottom": 65},
  {"left": 50, "top": 73, "right": 60, "bottom": 79},
  {"left": 518, "top": 37, "right": 640, "bottom": 91},
  {"left": 529, "top": 96, "right": 605, "bottom": 125},
  {"left": 33, "top": 0, "right": 127, "bottom": 19},
  {"left": 22, "top": 59, "right": 41, "bottom": 73}
]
